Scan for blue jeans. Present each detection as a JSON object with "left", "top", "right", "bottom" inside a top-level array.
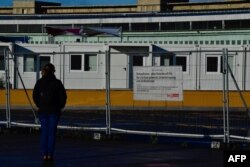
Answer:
[{"left": 39, "top": 112, "right": 60, "bottom": 158}]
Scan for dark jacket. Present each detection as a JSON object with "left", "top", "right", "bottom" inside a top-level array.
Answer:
[{"left": 32, "top": 74, "right": 67, "bottom": 114}]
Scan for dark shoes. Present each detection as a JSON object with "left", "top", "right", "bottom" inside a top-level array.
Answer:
[
  {"left": 43, "top": 155, "right": 54, "bottom": 161},
  {"left": 42, "top": 156, "right": 55, "bottom": 167}
]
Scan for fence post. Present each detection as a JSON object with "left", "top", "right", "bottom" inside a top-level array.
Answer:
[
  {"left": 4, "top": 48, "right": 11, "bottom": 128},
  {"left": 222, "top": 48, "right": 230, "bottom": 143},
  {"left": 105, "top": 49, "right": 111, "bottom": 135}
]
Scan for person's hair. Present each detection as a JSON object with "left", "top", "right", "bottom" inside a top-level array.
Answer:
[{"left": 42, "top": 63, "right": 55, "bottom": 76}]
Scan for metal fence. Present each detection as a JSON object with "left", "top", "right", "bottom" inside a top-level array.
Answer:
[{"left": 1, "top": 45, "right": 250, "bottom": 145}]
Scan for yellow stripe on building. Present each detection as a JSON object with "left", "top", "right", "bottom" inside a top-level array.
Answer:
[{"left": 1, "top": 90, "right": 250, "bottom": 109}]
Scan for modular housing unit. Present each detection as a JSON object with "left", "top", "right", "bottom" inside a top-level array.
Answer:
[{"left": 1, "top": 42, "right": 249, "bottom": 91}]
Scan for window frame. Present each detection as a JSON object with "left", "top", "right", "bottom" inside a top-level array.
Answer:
[
  {"left": 23, "top": 54, "right": 37, "bottom": 73},
  {"left": 133, "top": 55, "right": 144, "bottom": 67},
  {"left": 205, "top": 54, "right": 221, "bottom": 74},
  {"left": 220, "top": 54, "right": 236, "bottom": 74},
  {"left": 39, "top": 56, "right": 51, "bottom": 71},
  {"left": 70, "top": 54, "right": 83, "bottom": 72},
  {"left": 84, "top": 53, "right": 98, "bottom": 72},
  {"left": 159, "top": 54, "right": 189, "bottom": 73},
  {"left": 160, "top": 54, "right": 174, "bottom": 67},
  {"left": 176, "top": 55, "right": 189, "bottom": 73},
  {"left": 0, "top": 55, "right": 4, "bottom": 71}
]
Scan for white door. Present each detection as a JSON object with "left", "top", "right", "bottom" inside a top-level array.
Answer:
[{"left": 110, "top": 49, "right": 128, "bottom": 89}]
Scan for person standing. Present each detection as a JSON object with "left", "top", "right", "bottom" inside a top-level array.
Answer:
[{"left": 33, "top": 63, "right": 67, "bottom": 161}]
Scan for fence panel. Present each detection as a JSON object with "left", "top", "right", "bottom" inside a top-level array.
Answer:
[{"left": 1, "top": 45, "right": 250, "bottom": 144}]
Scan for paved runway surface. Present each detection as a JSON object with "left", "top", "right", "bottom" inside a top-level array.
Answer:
[
  {"left": 1, "top": 108, "right": 250, "bottom": 137},
  {"left": 0, "top": 129, "right": 223, "bottom": 167}
]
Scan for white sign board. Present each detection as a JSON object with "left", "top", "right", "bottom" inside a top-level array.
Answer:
[{"left": 133, "top": 66, "right": 183, "bottom": 101}]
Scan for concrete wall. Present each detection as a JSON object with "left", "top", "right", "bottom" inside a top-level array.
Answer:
[
  {"left": 0, "top": 8, "right": 12, "bottom": 14},
  {"left": 46, "top": 6, "right": 137, "bottom": 14},
  {"left": 172, "top": 1, "right": 250, "bottom": 11},
  {"left": 13, "top": 0, "right": 35, "bottom": 14}
]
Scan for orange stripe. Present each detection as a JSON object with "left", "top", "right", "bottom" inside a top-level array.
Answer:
[{"left": 0, "top": 90, "right": 250, "bottom": 108}]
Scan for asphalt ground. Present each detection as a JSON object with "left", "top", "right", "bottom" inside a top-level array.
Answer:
[
  {"left": 1, "top": 108, "right": 250, "bottom": 138},
  {"left": 1, "top": 108, "right": 250, "bottom": 167},
  {"left": 0, "top": 128, "right": 223, "bottom": 167}
]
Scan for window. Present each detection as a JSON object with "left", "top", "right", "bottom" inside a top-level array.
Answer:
[
  {"left": 241, "top": 19, "right": 250, "bottom": 29},
  {"left": 206, "top": 56, "right": 219, "bottom": 73},
  {"left": 24, "top": 55, "right": 37, "bottom": 72},
  {"left": 160, "top": 55, "right": 173, "bottom": 66},
  {"left": 40, "top": 56, "right": 50, "bottom": 70},
  {"left": 0, "top": 25, "right": 17, "bottom": 33},
  {"left": 0, "top": 55, "right": 4, "bottom": 71},
  {"left": 228, "top": 56, "right": 235, "bottom": 72},
  {"left": 84, "top": 54, "right": 97, "bottom": 71},
  {"left": 131, "top": 23, "right": 159, "bottom": 32},
  {"left": 101, "top": 23, "right": 129, "bottom": 32},
  {"left": 70, "top": 55, "right": 82, "bottom": 70},
  {"left": 220, "top": 55, "right": 235, "bottom": 73},
  {"left": 133, "top": 56, "right": 143, "bottom": 66},
  {"left": 22, "top": 9, "right": 27, "bottom": 14},
  {"left": 225, "top": 20, "right": 240, "bottom": 29},
  {"left": 0, "top": 47, "right": 8, "bottom": 71},
  {"left": 192, "top": 21, "right": 222, "bottom": 30},
  {"left": 208, "top": 21, "right": 222, "bottom": 30},
  {"left": 162, "top": 22, "right": 189, "bottom": 31},
  {"left": 160, "top": 55, "right": 187, "bottom": 72},
  {"left": 19, "top": 25, "right": 43, "bottom": 33},
  {"left": 193, "top": 21, "right": 207, "bottom": 30},
  {"left": 176, "top": 56, "right": 187, "bottom": 72}
]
